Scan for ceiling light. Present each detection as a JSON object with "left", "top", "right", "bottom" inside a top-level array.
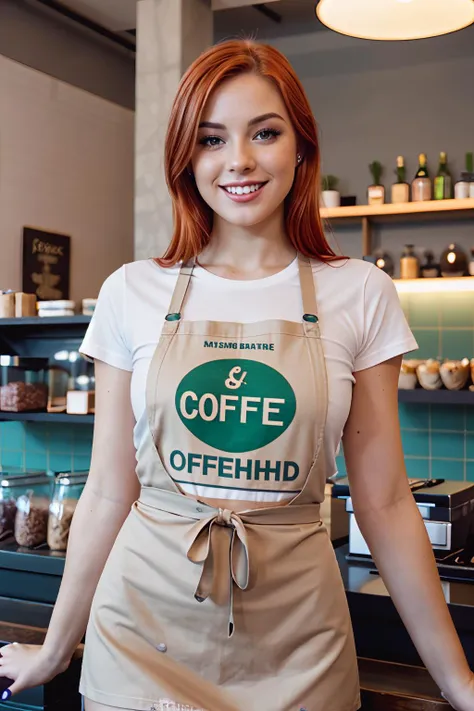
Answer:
[{"left": 316, "top": 0, "right": 474, "bottom": 41}]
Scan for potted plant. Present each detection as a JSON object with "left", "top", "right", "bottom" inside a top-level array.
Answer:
[
  {"left": 368, "top": 161, "right": 385, "bottom": 205},
  {"left": 321, "top": 175, "right": 340, "bottom": 208}
]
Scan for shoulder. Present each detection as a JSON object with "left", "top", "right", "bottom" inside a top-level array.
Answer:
[
  {"left": 122, "top": 258, "right": 179, "bottom": 283},
  {"left": 99, "top": 259, "right": 180, "bottom": 297},
  {"left": 313, "top": 256, "right": 386, "bottom": 282},
  {"left": 312, "top": 257, "right": 396, "bottom": 304}
]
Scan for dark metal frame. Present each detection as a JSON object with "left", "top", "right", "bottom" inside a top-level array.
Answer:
[{"left": 252, "top": 3, "right": 282, "bottom": 23}]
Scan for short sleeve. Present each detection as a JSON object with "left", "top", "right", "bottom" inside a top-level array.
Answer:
[
  {"left": 79, "top": 266, "right": 133, "bottom": 372},
  {"left": 353, "top": 265, "right": 418, "bottom": 372}
]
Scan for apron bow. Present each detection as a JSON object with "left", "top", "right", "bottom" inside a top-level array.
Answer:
[{"left": 186, "top": 508, "right": 249, "bottom": 637}]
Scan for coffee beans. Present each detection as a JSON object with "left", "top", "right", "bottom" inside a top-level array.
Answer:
[
  {"left": 14, "top": 495, "right": 49, "bottom": 547},
  {"left": 0, "top": 499, "right": 17, "bottom": 538},
  {"left": 47, "top": 498, "right": 77, "bottom": 551},
  {"left": 0, "top": 382, "right": 47, "bottom": 412}
]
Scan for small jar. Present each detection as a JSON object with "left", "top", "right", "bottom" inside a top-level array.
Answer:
[
  {"left": 391, "top": 182, "right": 410, "bottom": 204},
  {"left": 1, "top": 472, "right": 48, "bottom": 538},
  {"left": 0, "top": 357, "right": 48, "bottom": 412},
  {"left": 47, "top": 472, "right": 87, "bottom": 551},
  {"left": 367, "top": 184, "right": 385, "bottom": 205},
  {"left": 411, "top": 177, "right": 431, "bottom": 202},
  {"left": 14, "top": 475, "right": 53, "bottom": 548},
  {"left": 400, "top": 245, "right": 419, "bottom": 279},
  {"left": 454, "top": 180, "right": 470, "bottom": 199}
]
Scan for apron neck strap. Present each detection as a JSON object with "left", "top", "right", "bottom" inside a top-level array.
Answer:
[
  {"left": 165, "top": 258, "right": 195, "bottom": 321},
  {"left": 165, "top": 254, "right": 318, "bottom": 323},
  {"left": 297, "top": 254, "right": 318, "bottom": 320}
]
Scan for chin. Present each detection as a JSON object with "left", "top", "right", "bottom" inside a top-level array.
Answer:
[
  {"left": 213, "top": 200, "right": 281, "bottom": 228},
  {"left": 219, "top": 213, "right": 274, "bottom": 229}
]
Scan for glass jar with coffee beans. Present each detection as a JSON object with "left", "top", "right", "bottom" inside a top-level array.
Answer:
[{"left": 0, "top": 357, "right": 48, "bottom": 412}]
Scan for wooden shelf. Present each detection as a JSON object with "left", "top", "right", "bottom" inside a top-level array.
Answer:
[
  {"left": 321, "top": 198, "right": 474, "bottom": 221},
  {"left": 398, "top": 389, "right": 474, "bottom": 405},
  {"left": 0, "top": 412, "right": 94, "bottom": 424},
  {"left": 320, "top": 198, "right": 474, "bottom": 255}
]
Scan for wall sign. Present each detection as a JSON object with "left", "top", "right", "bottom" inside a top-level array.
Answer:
[{"left": 22, "top": 227, "right": 71, "bottom": 301}]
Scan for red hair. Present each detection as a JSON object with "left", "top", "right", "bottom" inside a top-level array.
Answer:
[{"left": 159, "top": 39, "right": 342, "bottom": 266}]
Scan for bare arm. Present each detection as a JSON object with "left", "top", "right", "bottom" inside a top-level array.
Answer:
[
  {"left": 41, "top": 359, "right": 139, "bottom": 666},
  {"left": 343, "top": 356, "right": 473, "bottom": 706}
]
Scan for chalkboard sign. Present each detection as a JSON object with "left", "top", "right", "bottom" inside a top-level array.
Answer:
[{"left": 22, "top": 227, "right": 71, "bottom": 301}]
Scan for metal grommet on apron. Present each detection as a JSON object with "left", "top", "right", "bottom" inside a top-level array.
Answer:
[{"left": 80, "top": 255, "right": 361, "bottom": 711}]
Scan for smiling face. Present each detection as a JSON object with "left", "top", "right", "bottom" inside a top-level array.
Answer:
[{"left": 191, "top": 72, "right": 299, "bottom": 230}]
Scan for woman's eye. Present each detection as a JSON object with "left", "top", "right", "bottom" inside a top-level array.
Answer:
[
  {"left": 255, "top": 128, "right": 281, "bottom": 141},
  {"left": 199, "top": 136, "right": 224, "bottom": 148}
]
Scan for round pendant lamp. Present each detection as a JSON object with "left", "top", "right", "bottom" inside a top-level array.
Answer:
[{"left": 316, "top": 0, "right": 474, "bottom": 41}]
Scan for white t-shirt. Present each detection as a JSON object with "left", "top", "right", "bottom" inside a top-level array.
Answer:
[{"left": 80, "top": 257, "right": 417, "bottom": 492}]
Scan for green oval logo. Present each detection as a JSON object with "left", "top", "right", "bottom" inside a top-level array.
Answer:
[{"left": 175, "top": 359, "right": 296, "bottom": 453}]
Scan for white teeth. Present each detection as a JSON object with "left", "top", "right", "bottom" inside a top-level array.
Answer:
[{"left": 224, "top": 184, "right": 262, "bottom": 195}]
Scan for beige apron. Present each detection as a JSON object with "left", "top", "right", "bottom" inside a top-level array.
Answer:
[{"left": 80, "top": 255, "right": 361, "bottom": 711}]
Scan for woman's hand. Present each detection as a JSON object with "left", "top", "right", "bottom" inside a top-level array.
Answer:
[
  {"left": 0, "top": 643, "right": 70, "bottom": 699},
  {"left": 442, "top": 672, "right": 474, "bottom": 710}
]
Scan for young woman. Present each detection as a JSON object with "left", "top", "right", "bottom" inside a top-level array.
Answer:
[{"left": 1, "top": 39, "right": 473, "bottom": 711}]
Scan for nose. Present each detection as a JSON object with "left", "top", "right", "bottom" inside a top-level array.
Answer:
[{"left": 227, "top": 139, "right": 256, "bottom": 174}]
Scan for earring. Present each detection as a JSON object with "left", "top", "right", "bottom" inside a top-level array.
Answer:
[{"left": 297, "top": 154, "right": 302, "bottom": 164}]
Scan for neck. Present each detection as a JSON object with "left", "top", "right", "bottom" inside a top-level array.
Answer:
[{"left": 199, "top": 208, "right": 296, "bottom": 278}]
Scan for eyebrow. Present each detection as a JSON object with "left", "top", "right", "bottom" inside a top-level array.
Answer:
[{"left": 198, "top": 112, "right": 286, "bottom": 130}]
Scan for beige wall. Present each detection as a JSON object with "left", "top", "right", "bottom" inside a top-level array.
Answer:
[{"left": 0, "top": 54, "right": 135, "bottom": 302}]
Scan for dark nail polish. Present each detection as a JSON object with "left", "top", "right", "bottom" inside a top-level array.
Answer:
[{"left": 1, "top": 689, "right": 12, "bottom": 700}]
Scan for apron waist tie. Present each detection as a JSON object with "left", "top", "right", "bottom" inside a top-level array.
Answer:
[
  {"left": 138, "top": 487, "right": 321, "bottom": 638},
  {"left": 187, "top": 507, "right": 249, "bottom": 638}
]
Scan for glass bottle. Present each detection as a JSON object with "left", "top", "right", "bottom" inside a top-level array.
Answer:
[
  {"left": 391, "top": 156, "right": 410, "bottom": 204},
  {"left": 400, "top": 244, "right": 419, "bottom": 279},
  {"left": 454, "top": 152, "right": 472, "bottom": 199},
  {"left": 411, "top": 153, "right": 431, "bottom": 202},
  {"left": 468, "top": 152, "right": 474, "bottom": 198},
  {"left": 434, "top": 152, "right": 452, "bottom": 200}
]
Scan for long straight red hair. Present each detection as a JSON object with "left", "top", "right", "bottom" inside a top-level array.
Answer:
[{"left": 159, "top": 39, "right": 342, "bottom": 266}]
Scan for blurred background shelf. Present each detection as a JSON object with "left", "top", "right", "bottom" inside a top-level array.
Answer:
[
  {"left": 398, "top": 389, "right": 474, "bottom": 405},
  {"left": 320, "top": 198, "right": 474, "bottom": 255},
  {"left": 320, "top": 198, "right": 474, "bottom": 222},
  {"left": 0, "top": 412, "right": 93, "bottom": 424},
  {"left": 1, "top": 392, "right": 473, "bottom": 418},
  {"left": 0, "top": 316, "right": 91, "bottom": 358}
]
